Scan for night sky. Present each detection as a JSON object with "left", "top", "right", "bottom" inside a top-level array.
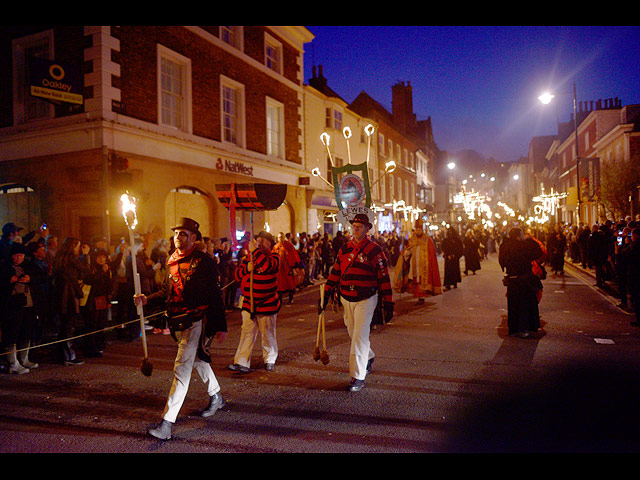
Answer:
[{"left": 303, "top": 26, "right": 640, "bottom": 163}]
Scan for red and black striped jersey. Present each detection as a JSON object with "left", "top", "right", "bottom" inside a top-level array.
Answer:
[
  {"left": 235, "top": 247, "right": 281, "bottom": 316},
  {"left": 325, "top": 237, "right": 393, "bottom": 304}
]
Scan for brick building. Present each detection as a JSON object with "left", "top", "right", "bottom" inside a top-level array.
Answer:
[{"left": 0, "top": 26, "right": 313, "bottom": 248}]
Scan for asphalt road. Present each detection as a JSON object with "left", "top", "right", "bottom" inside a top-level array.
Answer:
[{"left": 1, "top": 253, "right": 639, "bottom": 453}]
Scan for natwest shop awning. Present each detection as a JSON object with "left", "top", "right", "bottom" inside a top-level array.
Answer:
[{"left": 215, "top": 183, "right": 287, "bottom": 211}]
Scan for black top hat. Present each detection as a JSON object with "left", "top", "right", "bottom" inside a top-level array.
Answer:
[
  {"left": 171, "top": 217, "right": 200, "bottom": 234},
  {"left": 349, "top": 213, "right": 372, "bottom": 229},
  {"left": 254, "top": 230, "right": 275, "bottom": 246}
]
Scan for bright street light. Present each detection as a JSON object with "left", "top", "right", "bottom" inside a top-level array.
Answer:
[
  {"left": 538, "top": 92, "right": 555, "bottom": 105},
  {"left": 447, "top": 162, "right": 456, "bottom": 170}
]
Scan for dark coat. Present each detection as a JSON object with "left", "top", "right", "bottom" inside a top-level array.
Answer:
[
  {"left": 499, "top": 237, "right": 544, "bottom": 335},
  {"left": 441, "top": 236, "right": 463, "bottom": 286},
  {"left": 147, "top": 249, "right": 226, "bottom": 336}
]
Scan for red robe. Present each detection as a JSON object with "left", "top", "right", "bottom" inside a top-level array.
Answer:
[{"left": 273, "top": 240, "right": 301, "bottom": 292}]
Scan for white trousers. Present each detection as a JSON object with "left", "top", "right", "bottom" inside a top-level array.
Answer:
[
  {"left": 341, "top": 293, "right": 377, "bottom": 381},
  {"left": 233, "top": 310, "right": 278, "bottom": 368},
  {"left": 162, "top": 320, "right": 220, "bottom": 423}
]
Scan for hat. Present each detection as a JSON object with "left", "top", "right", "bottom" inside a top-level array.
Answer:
[
  {"left": 10, "top": 243, "right": 27, "bottom": 255},
  {"left": 171, "top": 217, "right": 200, "bottom": 234},
  {"left": 2, "top": 222, "right": 23, "bottom": 236},
  {"left": 349, "top": 213, "right": 372, "bottom": 229},
  {"left": 254, "top": 231, "right": 275, "bottom": 246}
]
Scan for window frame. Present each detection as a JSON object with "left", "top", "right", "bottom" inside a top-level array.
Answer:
[
  {"left": 220, "top": 75, "right": 246, "bottom": 147},
  {"left": 157, "top": 44, "right": 192, "bottom": 133},
  {"left": 266, "top": 96, "right": 285, "bottom": 159}
]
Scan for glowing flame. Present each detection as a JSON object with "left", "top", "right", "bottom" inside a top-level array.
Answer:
[{"left": 120, "top": 192, "right": 138, "bottom": 230}]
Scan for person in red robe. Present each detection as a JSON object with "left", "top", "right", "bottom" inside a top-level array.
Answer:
[{"left": 273, "top": 232, "right": 302, "bottom": 304}]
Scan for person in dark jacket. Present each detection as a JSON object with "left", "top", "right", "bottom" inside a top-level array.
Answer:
[
  {"left": 546, "top": 225, "right": 566, "bottom": 275},
  {"left": 441, "top": 227, "right": 463, "bottom": 290},
  {"left": 135, "top": 218, "right": 227, "bottom": 440},
  {"left": 499, "top": 227, "right": 544, "bottom": 338},
  {"left": 83, "top": 248, "right": 112, "bottom": 357},
  {"left": 52, "top": 237, "right": 90, "bottom": 366},
  {"left": 588, "top": 225, "right": 608, "bottom": 287},
  {"left": 621, "top": 228, "right": 640, "bottom": 326},
  {"left": 463, "top": 230, "right": 481, "bottom": 275},
  {"left": 0, "top": 243, "right": 46, "bottom": 374}
]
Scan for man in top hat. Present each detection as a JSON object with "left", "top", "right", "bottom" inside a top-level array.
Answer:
[
  {"left": 321, "top": 213, "right": 394, "bottom": 391},
  {"left": 134, "top": 217, "right": 227, "bottom": 440},
  {"left": 228, "top": 230, "right": 281, "bottom": 373},
  {"left": 405, "top": 219, "right": 442, "bottom": 304}
]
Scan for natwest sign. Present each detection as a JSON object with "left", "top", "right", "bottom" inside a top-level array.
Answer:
[{"left": 215, "top": 157, "right": 254, "bottom": 177}]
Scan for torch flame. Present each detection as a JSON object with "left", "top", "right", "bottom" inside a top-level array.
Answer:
[{"left": 120, "top": 193, "right": 138, "bottom": 230}]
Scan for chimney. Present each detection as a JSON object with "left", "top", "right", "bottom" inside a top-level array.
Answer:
[{"left": 392, "top": 81, "right": 416, "bottom": 130}]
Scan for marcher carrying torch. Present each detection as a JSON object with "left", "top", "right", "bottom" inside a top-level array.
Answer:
[{"left": 121, "top": 192, "right": 153, "bottom": 376}]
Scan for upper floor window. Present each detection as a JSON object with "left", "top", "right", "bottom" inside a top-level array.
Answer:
[
  {"left": 221, "top": 76, "right": 245, "bottom": 147},
  {"left": 264, "top": 34, "right": 282, "bottom": 74},
  {"left": 266, "top": 97, "right": 284, "bottom": 159},
  {"left": 325, "top": 107, "right": 342, "bottom": 130},
  {"left": 158, "top": 45, "right": 192, "bottom": 132},
  {"left": 220, "top": 26, "right": 243, "bottom": 51},
  {"left": 12, "top": 30, "right": 54, "bottom": 124}
]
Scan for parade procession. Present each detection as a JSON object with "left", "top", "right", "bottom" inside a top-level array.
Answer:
[{"left": 2, "top": 26, "right": 640, "bottom": 454}]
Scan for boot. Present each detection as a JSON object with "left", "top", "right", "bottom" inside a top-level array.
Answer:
[
  {"left": 148, "top": 419, "right": 173, "bottom": 440},
  {"left": 18, "top": 342, "right": 38, "bottom": 369},
  {"left": 7, "top": 345, "right": 29, "bottom": 375},
  {"left": 201, "top": 392, "right": 226, "bottom": 417}
]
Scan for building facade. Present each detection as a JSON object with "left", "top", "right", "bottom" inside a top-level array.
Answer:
[{"left": 0, "top": 26, "right": 314, "bottom": 247}]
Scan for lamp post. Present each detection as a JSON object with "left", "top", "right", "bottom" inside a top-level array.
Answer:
[{"left": 539, "top": 82, "right": 581, "bottom": 224}]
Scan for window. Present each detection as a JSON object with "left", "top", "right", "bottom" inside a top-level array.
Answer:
[
  {"left": 158, "top": 45, "right": 192, "bottom": 132},
  {"left": 266, "top": 97, "right": 284, "bottom": 158},
  {"left": 325, "top": 107, "right": 342, "bottom": 130},
  {"left": 264, "top": 34, "right": 282, "bottom": 74},
  {"left": 220, "top": 26, "right": 242, "bottom": 50},
  {"left": 379, "top": 134, "right": 385, "bottom": 156},
  {"left": 12, "top": 30, "right": 54, "bottom": 124},
  {"left": 221, "top": 76, "right": 245, "bottom": 146}
]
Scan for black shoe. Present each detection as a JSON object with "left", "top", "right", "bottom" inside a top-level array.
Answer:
[
  {"left": 348, "top": 378, "right": 365, "bottom": 392},
  {"left": 227, "top": 363, "right": 251, "bottom": 373},
  {"left": 201, "top": 392, "right": 226, "bottom": 417},
  {"left": 366, "top": 357, "right": 374, "bottom": 374},
  {"left": 264, "top": 363, "right": 275, "bottom": 371},
  {"left": 64, "top": 358, "right": 84, "bottom": 366},
  {"left": 148, "top": 419, "right": 172, "bottom": 440}
]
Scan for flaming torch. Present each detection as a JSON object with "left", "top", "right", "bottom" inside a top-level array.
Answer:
[{"left": 120, "top": 192, "right": 153, "bottom": 376}]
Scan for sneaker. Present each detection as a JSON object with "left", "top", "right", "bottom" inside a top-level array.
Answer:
[
  {"left": 348, "top": 378, "right": 365, "bottom": 392},
  {"left": 64, "top": 358, "right": 85, "bottom": 366},
  {"left": 265, "top": 363, "right": 275, "bottom": 371},
  {"left": 162, "top": 328, "right": 171, "bottom": 335},
  {"left": 227, "top": 363, "right": 251, "bottom": 373}
]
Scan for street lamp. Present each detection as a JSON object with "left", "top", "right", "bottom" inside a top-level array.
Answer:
[{"left": 539, "top": 82, "right": 581, "bottom": 224}]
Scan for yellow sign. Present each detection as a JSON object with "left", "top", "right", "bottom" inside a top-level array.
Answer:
[{"left": 30, "top": 85, "right": 83, "bottom": 105}]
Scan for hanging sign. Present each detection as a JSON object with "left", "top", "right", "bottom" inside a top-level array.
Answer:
[{"left": 28, "top": 57, "right": 83, "bottom": 105}]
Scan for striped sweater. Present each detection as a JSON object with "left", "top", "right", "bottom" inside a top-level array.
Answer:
[
  {"left": 235, "top": 247, "right": 281, "bottom": 316},
  {"left": 325, "top": 237, "right": 394, "bottom": 305}
]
